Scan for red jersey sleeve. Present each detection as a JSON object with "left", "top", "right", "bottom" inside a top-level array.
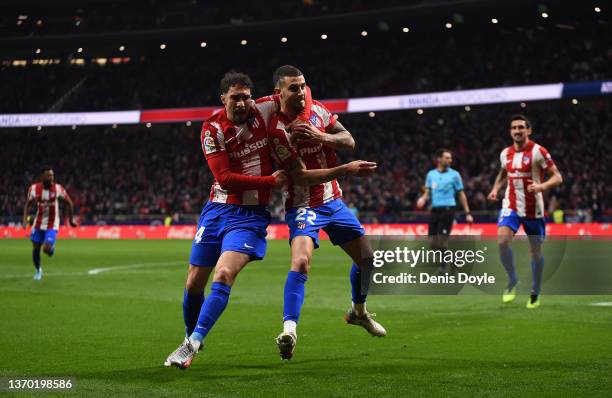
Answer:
[
  {"left": 201, "top": 122, "right": 226, "bottom": 159},
  {"left": 537, "top": 146, "right": 555, "bottom": 169},
  {"left": 27, "top": 184, "right": 36, "bottom": 201},
  {"left": 255, "top": 94, "right": 280, "bottom": 107},
  {"left": 201, "top": 121, "right": 275, "bottom": 190},
  {"left": 56, "top": 184, "right": 70, "bottom": 200}
]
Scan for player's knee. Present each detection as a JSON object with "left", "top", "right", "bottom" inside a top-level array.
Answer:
[
  {"left": 185, "top": 278, "right": 204, "bottom": 294},
  {"left": 213, "top": 266, "right": 238, "bottom": 286},
  {"left": 42, "top": 244, "right": 53, "bottom": 255},
  {"left": 497, "top": 234, "right": 512, "bottom": 249},
  {"left": 185, "top": 268, "right": 208, "bottom": 293},
  {"left": 498, "top": 240, "right": 511, "bottom": 251},
  {"left": 529, "top": 247, "right": 543, "bottom": 259},
  {"left": 291, "top": 255, "right": 310, "bottom": 275}
]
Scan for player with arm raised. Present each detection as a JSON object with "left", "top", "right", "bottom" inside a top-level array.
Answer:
[
  {"left": 23, "top": 166, "right": 77, "bottom": 280},
  {"left": 271, "top": 65, "right": 387, "bottom": 361},
  {"left": 487, "top": 114, "right": 562, "bottom": 308}
]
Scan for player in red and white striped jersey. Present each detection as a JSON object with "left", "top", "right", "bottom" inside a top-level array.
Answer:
[
  {"left": 488, "top": 114, "right": 563, "bottom": 308},
  {"left": 271, "top": 66, "right": 386, "bottom": 360},
  {"left": 23, "top": 166, "right": 77, "bottom": 280},
  {"left": 498, "top": 140, "right": 555, "bottom": 219}
]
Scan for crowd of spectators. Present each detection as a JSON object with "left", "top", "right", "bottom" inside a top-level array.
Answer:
[
  {"left": 1, "top": 98, "right": 609, "bottom": 225},
  {"left": 1, "top": 4, "right": 609, "bottom": 224},
  {"left": 338, "top": 99, "right": 610, "bottom": 222},
  {"left": 2, "top": 0, "right": 406, "bottom": 37},
  {"left": 1, "top": 19, "right": 608, "bottom": 113}
]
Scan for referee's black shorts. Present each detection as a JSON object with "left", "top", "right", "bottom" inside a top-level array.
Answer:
[{"left": 428, "top": 207, "right": 456, "bottom": 236}]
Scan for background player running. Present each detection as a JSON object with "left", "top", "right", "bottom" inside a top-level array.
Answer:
[
  {"left": 270, "top": 65, "right": 387, "bottom": 361},
  {"left": 164, "top": 72, "right": 376, "bottom": 369},
  {"left": 487, "top": 114, "right": 562, "bottom": 308},
  {"left": 416, "top": 148, "right": 473, "bottom": 274},
  {"left": 23, "top": 166, "right": 77, "bottom": 280}
]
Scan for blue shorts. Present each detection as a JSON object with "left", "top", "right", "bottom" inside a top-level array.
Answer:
[
  {"left": 189, "top": 201, "right": 270, "bottom": 267},
  {"left": 285, "top": 199, "right": 365, "bottom": 249},
  {"left": 497, "top": 208, "right": 546, "bottom": 239},
  {"left": 30, "top": 229, "right": 58, "bottom": 246}
]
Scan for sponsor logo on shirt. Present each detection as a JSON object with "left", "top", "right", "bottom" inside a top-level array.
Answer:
[
  {"left": 229, "top": 138, "right": 268, "bottom": 159},
  {"left": 299, "top": 143, "right": 323, "bottom": 156}
]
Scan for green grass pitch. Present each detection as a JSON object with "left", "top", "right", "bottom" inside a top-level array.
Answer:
[{"left": 1, "top": 239, "right": 610, "bottom": 397}]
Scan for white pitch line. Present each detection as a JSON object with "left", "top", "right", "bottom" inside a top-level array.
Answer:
[
  {"left": 590, "top": 302, "right": 612, "bottom": 307},
  {"left": 0, "top": 262, "right": 184, "bottom": 280},
  {"left": 87, "top": 261, "right": 183, "bottom": 275},
  {"left": 0, "top": 272, "right": 82, "bottom": 280}
]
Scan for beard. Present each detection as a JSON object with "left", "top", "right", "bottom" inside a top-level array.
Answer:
[
  {"left": 293, "top": 97, "right": 305, "bottom": 110},
  {"left": 42, "top": 180, "right": 52, "bottom": 189}
]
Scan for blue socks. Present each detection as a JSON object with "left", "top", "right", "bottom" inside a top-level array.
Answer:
[
  {"left": 531, "top": 255, "right": 544, "bottom": 295},
  {"left": 32, "top": 249, "right": 41, "bottom": 271},
  {"left": 183, "top": 289, "right": 204, "bottom": 337},
  {"left": 350, "top": 264, "right": 367, "bottom": 304},
  {"left": 191, "top": 282, "right": 231, "bottom": 342},
  {"left": 283, "top": 271, "right": 308, "bottom": 322},
  {"left": 499, "top": 245, "right": 518, "bottom": 289}
]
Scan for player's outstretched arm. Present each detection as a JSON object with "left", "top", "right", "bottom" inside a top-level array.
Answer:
[
  {"left": 527, "top": 165, "right": 563, "bottom": 193},
  {"left": 286, "top": 158, "right": 376, "bottom": 186},
  {"left": 487, "top": 168, "right": 508, "bottom": 201},
  {"left": 267, "top": 114, "right": 369, "bottom": 186}
]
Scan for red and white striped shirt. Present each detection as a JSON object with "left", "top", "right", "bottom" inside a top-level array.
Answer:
[
  {"left": 201, "top": 101, "right": 297, "bottom": 206},
  {"left": 27, "top": 183, "right": 70, "bottom": 231},
  {"left": 270, "top": 100, "right": 343, "bottom": 209},
  {"left": 500, "top": 140, "right": 555, "bottom": 218}
]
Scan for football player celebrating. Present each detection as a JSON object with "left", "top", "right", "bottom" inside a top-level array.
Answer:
[
  {"left": 23, "top": 166, "right": 77, "bottom": 280},
  {"left": 164, "top": 72, "right": 376, "bottom": 369},
  {"left": 270, "top": 65, "right": 387, "bottom": 361},
  {"left": 487, "top": 115, "right": 562, "bottom": 308}
]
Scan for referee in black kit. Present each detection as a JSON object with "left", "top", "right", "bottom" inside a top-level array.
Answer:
[{"left": 417, "top": 149, "right": 473, "bottom": 274}]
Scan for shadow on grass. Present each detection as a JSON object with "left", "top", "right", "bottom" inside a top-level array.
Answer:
[{"left": 73, "top": 354, "right": 607, "bottom": 384}]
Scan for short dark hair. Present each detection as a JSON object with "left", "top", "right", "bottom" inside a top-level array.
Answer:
[
  {"left": 272, "top": 65, "right": 303, "bottom": 88},
  {"left": 219, "top": 72, "right": 253, "bottom": 94},
  {"left": 435, "top": 148, "right": 452, "bottom": 158},
  {"left": 510, "top": 114, "right": 531, "bottom": 128},
  {"left": 39, "top": 165, "right": 53, "bottom": 175}
]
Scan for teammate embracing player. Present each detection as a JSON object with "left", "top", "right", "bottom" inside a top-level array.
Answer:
[
  {"left": 270, "top": 65, "right": 387, "bottom": 360},
  {"left": 488, "top": 115, "right": 562, "bottom": 308},
  {"left": 164, "top": 72, "right": 376, "bottom": 369}
]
